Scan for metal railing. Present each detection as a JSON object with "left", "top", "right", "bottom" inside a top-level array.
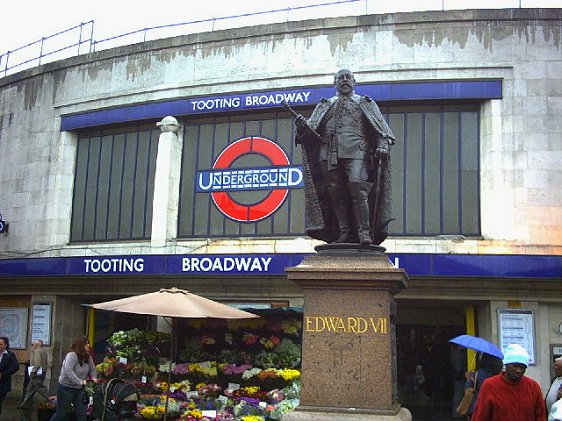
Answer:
[
  {"left": 90, "top": 0, "right": 363, "bottom": 53},
  {"left": 0, "top": 0, "right": 362, "bottom": 78},
  {"left": 0, "top": 21, "right": 94, "bottom": 78},
  {"left": 0, "top": 0, "right": 552, "bottom": 78}
]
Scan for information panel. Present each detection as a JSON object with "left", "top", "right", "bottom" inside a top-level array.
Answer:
[
  {"left": 31, "top": 303, "right": 52, "bottom": 346},
  {"left": 498, "top": 308, "right": 535, "bottom": 365}
]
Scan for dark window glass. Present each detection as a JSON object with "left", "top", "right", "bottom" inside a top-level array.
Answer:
[
  {"left": 386, "top": 105, "right": 480, "bottom": 236},
  {"left": 71, "top": 125, "right": 158, "bottom": 242},
  {"left": 178, "top": 111, "right": 303, "bottom": 238},
  {"left": 178, "top": 104, "right": 480, "bottom": 239}
]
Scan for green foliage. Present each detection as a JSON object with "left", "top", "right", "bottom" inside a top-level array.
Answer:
[
  {"left": 274, "top": 338, "right": 301, "bottom": 369},
  {"left": 108, "top": 328, "right": 170, "bottom": 365},
  {"left": 254, "top": 350, "right": 279, "bottom": 369}
]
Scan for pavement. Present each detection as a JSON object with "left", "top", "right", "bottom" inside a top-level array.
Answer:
[
  {"left": 2, "top": 394, "right": 40, "bottom": 421},
  {"left": 2, "top": 391, "right": 463, "bottom": 421}
]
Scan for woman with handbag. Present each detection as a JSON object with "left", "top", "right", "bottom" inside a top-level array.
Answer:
[
  {"left": 50, "top": 337, "right": 97, "bottom": 421},
  {"left": 462, "top": 352, "right": 503, "bottom": 419}
]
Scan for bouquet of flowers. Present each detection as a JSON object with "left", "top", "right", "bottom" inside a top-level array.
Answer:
[
  {"left": 138, "top": 396, "right": 181, "bottom": 419},
  {"left": 259, "top": 335, "right": 281, "bottom": 350},
  {"left": 196, "top": 382, "right": 222, "bottom": 398}
]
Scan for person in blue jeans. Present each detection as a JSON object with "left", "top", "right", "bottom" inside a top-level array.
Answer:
[{"left": 50, "top": 337, "right": 97, "bottom": 421}]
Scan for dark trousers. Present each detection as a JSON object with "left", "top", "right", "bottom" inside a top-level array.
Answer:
[
  {"left": 0, "top": 390, "right": 7, "bottom": 415},
  {"left": 21, "top": 376, "right": 50, "bottom": 408},
  {"left": 49, "top": 383, "right": 87, "bottom": 421}
]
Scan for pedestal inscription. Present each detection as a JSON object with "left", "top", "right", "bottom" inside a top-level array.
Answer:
[{"left": 284, "top": 251, "right": 410, "bottom": 420}]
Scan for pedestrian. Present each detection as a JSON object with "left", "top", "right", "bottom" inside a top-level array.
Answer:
[
  {"left": 471, "top": 343, "right": 546, "bottom": 421},
  {"left": 294, "top": 68, "right": 395, "bottom": 246},
  {"left": 49, "top": 337, "right": 97, "bottom": 421},
  {"left": 549, "top": 397, "right": 562, "bottom": 421},
  {"left": 0, "top": 336, "right": 20, "bottom": 417},
  {"left": 464, "top": 352, "right": 503, "bottom": 419},
  {"left": 450, "top": 343, "right": 467, "bottom": 418},
  {"left": 19, "top": 339, "right": 50, "bottom": 409},
  {"left": 546, "top": 357, "right": 562, "bottom": 414}
]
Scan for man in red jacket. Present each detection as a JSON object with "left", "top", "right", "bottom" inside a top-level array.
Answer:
[{"left": 472, "top": 343, "right": 546, "bottom": 421}]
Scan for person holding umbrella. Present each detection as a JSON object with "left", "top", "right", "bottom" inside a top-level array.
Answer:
[
  {"left": 471, "top": 344, "right": 546, "bottom": 421},
  {"left": 449, "top": 334, "right": 504, "bottom": 418},
  {"left": 464, "top": 352, "right": 503, "bottom": 419}
]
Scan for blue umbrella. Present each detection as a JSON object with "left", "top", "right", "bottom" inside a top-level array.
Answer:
[{"left": 449, "top": 334, "right": 504, "bottom": 359}]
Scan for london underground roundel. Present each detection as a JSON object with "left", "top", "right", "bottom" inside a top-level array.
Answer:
[{"left": 196, "top": 136, "right": 303, "bottom": 222}]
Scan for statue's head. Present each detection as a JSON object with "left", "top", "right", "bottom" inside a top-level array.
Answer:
[{"left": 334, "top": 69, "right": 355, "bottom": 96}]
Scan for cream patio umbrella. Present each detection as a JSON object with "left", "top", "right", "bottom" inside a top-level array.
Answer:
[{"left": 90, "top": 287, "right": 259, "bottom": 420}]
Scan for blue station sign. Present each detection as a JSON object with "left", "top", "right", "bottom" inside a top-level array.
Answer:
[
  {"left": 0, "top": 253, "right": 560, "bottom": 279},
  {"left": 61, "top": 80, "right": 502, "bottom": 130}
]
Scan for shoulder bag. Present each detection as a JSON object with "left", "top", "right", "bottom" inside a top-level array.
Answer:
[{"left": 456, "top": 372, "right": 478, "bottom": 416}]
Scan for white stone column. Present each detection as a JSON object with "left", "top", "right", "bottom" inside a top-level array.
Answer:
[{"left": 151, "top": 116, "right": 182, "bottom": 248}]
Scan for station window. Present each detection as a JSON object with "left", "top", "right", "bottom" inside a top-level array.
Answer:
[
  {"left": 178, "top": 103, "right": 480, "bottom": 239},
  {"left": 70, "top": 124, "right": 159, "bottom": 242}
]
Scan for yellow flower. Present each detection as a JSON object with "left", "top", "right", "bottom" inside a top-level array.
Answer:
[
  {"left": 156, "top": 381, "right": 169, "bottom": 391},
  {"left": 183, "top": 408, "right": 203, "bottom": 419},
  {"left": 139, "top": 406, "right": 165, "bottom": 419},
  {"left": 240, "top": 416, "right": 265, "bottom": 421},
  {"left": 279, "top": 369, "right": 301, "bottom": 381},
  {"left": 240, "top": 386, "right": 260, "bottom": 395}
]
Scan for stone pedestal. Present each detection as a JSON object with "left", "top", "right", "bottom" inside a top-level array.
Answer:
[{"left": 283, "top": 248, "right": 410, "bottom": 421}]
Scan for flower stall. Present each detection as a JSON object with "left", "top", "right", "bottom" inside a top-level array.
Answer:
[{"left": 95, "top": 309, "right": 303, "bottom": 420}]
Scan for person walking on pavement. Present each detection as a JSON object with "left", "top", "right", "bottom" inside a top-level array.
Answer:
[
  {"left": 49, "top": 337, "right": 97, "bottom": 421},
  {"left": 464, "top": 352, "right": 504, "bottom": 419},
  {"left": 19, "top": 339, "right": 50, "bottom": 409},
  {"left": 546, "top": 357, "right": 562, "bottom": 414},
  {"left": 472, "top": 343, "right": 546, "bottom": 421},
  {"left": 0, "top": 336, "right": 20, "bottom": 417}
]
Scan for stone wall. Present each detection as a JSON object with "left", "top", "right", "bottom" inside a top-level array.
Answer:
[{"left": 0, "top": 8, "right": 560, "bottom": 257}]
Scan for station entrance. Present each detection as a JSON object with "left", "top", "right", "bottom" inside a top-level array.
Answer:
[{"left": 396, "top": 300, "right": 468, "bottom": 421}]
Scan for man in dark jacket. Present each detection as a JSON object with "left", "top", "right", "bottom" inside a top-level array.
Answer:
[
  {"left": 0, "top": 336, "right": 20, "bottom": 416},
  {"left": 295, "top": 69, "right": 395, "bottom": 246}
]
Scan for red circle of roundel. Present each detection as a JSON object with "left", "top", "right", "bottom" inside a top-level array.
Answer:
[{"left": 211, "top": 136, "right": 290, "bottom": 222}]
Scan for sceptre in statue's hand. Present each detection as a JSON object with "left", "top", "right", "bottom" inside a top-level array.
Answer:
[{"left": 281, "top": 100, "right": 323, "bottom": 144}]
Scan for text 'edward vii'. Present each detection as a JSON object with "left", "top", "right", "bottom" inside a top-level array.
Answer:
[{"left": 305, "top": 316, "right": 388, "bottom": 334}]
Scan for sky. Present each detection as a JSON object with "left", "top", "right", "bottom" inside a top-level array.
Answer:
[{"left": 1, "top": 0, "right": 560, "bottom": 67}]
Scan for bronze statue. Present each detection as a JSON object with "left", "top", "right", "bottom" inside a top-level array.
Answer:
[{"left": 291, "top": 69, "right": 395, "bottom": 246}]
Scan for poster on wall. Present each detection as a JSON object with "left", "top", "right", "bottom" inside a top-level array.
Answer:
[
  {"left": 498, "top": 308, "right": 535, "bottom": 365},
  {"left": 31, "top": 303, "right": 52, "bottom": 346},
  {"left": 0, "top": 307, "right": 28, "bottom": 349}
]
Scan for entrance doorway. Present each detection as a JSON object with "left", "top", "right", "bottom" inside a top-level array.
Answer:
[{"left": 396, "top": 301, "right": 467, "bottom": 421}]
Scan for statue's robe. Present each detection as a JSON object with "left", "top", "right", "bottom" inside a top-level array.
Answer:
[{"left": 296, "top": 93, "right": 395, "bottom": 245}]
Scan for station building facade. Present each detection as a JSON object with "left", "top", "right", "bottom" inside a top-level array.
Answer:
[{"left": 0, "top": 7, "right": 561, "bottom": 410}]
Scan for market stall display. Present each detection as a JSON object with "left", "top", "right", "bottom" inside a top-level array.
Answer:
[{"left": 92, "top": 290, "right": 302, "bottom": 420}]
